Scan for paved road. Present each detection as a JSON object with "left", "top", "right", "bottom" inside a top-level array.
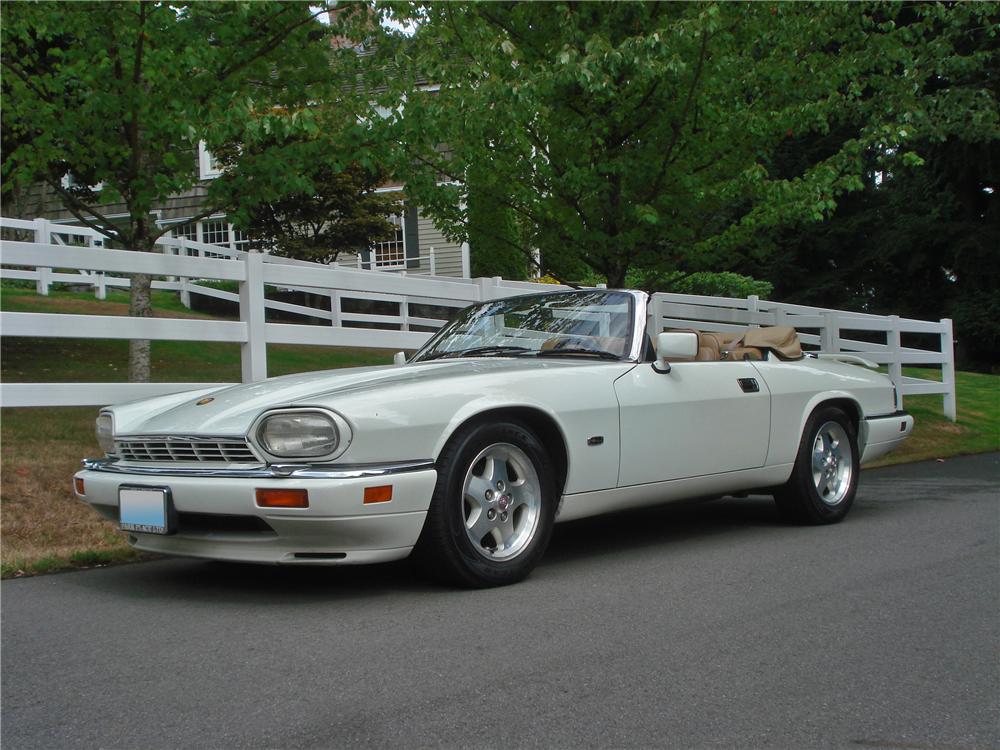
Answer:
[{"left": 3, "top": 454, "right": 998, "bottom": 750}]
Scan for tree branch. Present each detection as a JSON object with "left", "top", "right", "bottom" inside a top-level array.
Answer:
[
  {"left": 151, "top": 204, "right": 228, "bottom": 243},
  {"left": 215, "top": 7, "right": 331, "bottom": 85},
  {"left": 646, "top": 30, "right": 710, "bottom": 202},
  {"left": 43, "top": 178, "right": 123, "bottom": 240}
]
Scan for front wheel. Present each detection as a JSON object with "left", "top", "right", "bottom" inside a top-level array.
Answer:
[
  {"left": 774, "top": 406, "right": 859, "bottom": 524},
  {"left": 414, "top": 421, "right": 558, "bottom": 587}
]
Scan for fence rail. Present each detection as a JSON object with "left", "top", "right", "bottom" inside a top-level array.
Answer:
[{"left": 0, "top": 216, "right": 956, "bottom": 418}]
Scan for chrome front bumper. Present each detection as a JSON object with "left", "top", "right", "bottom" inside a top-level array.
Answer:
[
  {"left": 81, "top": 457, "right": 435, "bottom": 479},
  {"left": 75, "top": 458, "right": 438, "bottom": 565}
]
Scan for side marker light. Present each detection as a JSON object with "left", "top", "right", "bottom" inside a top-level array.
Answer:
[
  {"left": 256, "top": 488, "right": 309, "bottom": 508},
  {"left": 363, "top": 485, "right": 393, "bottom": 504}
]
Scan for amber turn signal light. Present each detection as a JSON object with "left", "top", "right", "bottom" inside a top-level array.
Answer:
[
  {"left": 256, "top": 488, "right": 309, "bottom": 508},
  {"left": 363, "top": 485, "right": 393, "bottom": 504},
  {"left": 74, "top": 477, "right": 85, "bottom": 495}
]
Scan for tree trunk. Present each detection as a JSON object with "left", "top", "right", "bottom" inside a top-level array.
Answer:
[
  {"left": 606, "top": 265, "right": 628, "bottom": 288},
  {"left": 127, "top": 224, "right": 156, "bottom": 383},
  {"left": 128, "top": 272, "right": 153, "bottom": 382}
]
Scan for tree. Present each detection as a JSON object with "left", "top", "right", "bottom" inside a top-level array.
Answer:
[
  {"left": 213, "top": 134, "right": 400, "bottom": 264},
  {"left": 2, "top": 1, "right": 339, "bottom": 381},
  {"left": 351, "top": 2, "right": 998, "bottom": 288},
  {"left": 735, "top": 136, "right": 1000, "bottom": 368}
]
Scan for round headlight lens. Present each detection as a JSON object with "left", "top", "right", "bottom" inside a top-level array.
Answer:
[
  {"left": 257, "top": 412, "right": 339, "bottom": 458},
  {"left": 95, "top": 413, "right": 115, "bottom": 455}
]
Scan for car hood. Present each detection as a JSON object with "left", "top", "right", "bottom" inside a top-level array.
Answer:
[{"left": 112, "top": 358, "right": 623, "bottom": 436}]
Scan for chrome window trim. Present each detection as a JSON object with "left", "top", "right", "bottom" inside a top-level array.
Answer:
[
  {"left": 625, "top": 289, "right": 648, "bottom": 362},
  {"left": 81, "top": 457, "right": 434, "bottom": 480}
]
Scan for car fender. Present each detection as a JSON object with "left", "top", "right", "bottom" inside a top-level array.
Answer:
[
  {"left": 796, "top": 389, "right": 863, "bottom": 445},
  {"left": 430, "top": 388, "right": 621, "bottom": 496},
  {"left": 432, "top": 394, "right": 570, "bottom": 461}
]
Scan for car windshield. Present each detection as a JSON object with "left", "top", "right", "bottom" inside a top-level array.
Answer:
[{"left": 412, "top": 290, "right": 635, "bottom": 362}]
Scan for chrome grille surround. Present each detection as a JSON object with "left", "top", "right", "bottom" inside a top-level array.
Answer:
[{"left": 115, "top": 436, "right": 260, "bottom": 464}]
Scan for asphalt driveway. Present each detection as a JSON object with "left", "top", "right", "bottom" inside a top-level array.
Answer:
[{"left": 2, "top": 453, "right": 998, "bottom": 750}]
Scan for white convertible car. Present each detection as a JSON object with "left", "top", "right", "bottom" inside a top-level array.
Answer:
[{"left": 75, "top": 289, "right": 913, "bottom": 586}]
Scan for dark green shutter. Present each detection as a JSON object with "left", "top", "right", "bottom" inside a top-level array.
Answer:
[{"left": 404, "top": 204, "right": 420, "bottom": 269}]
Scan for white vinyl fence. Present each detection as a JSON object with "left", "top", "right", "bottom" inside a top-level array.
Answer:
[{"left": 0, "top": 217, "right": 956, "bottom": 419}]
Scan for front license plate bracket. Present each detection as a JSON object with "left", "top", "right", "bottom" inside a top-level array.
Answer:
[{"left": 119, "top": 485, "right": 177, "bottom": 535}]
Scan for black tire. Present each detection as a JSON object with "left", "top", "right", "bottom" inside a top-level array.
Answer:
[
  {"left": 774, "top": 406, "right": 859, "bottom": 525},
  {"left": 413, "top": 420, "right": 558, "bottom": 587}
]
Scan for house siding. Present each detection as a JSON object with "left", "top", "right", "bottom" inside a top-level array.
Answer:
[
  {"left": 417, "top": 209, "right": 464, "bottom": 277},
  {"left": 3, "top": 170, "right": 470, "bottom": 277}
]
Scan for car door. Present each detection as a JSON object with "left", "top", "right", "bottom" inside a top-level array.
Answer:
[{"left": 613, "top": 360, "right": 771, "bottom": 486}]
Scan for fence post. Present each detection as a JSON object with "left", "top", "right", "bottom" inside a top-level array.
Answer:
[
  {"left": 429, "top": 247, "right": 436, "bottom": 276},
  {"left": 95, "top": 273, "right": 107, "bottom": 301},
  {"left": 477, "top": 277, "right": 492, "bottom": 301},
  {"left": 239, "top": 252, "right": 267, "bottom": 383},
  {"left": 821, "top": 312, "right": 840, "bottom": 352},
  {"left": 886, "top": 315, "right": 903, "bottom": 407},
  {"left": 33, "top": 218, "right": 52, "bottom": 296},
  {"left": 177, "top": 238, "right": 191, "bottom": 308},
  {"left": 401, "top": 296, "right": 410, "bottom": 331},
  {"left": 747, "top": 294, "right": 759, "bottom": 328},
  {"left": 460, "top": 241, "right": 471, "bottom": 279},
  {"left": 35, "top": 266, "right": 51, "bottom": 296},
  {"left": 329, "top": 290, "right": 341, "bottom": 327},
  {"left": 649, "top": 294, "right": 663, "bottom": 335},
  {"left": 940, "top": 318, "right": 957, "bottom": 421}
]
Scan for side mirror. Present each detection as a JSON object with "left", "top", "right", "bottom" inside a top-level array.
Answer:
[
  {"left": 393, "top": 351, "right": 407, "bottom": 366},
  {"left": 653, "top": 332, "right": 698, "bottom": 374}
]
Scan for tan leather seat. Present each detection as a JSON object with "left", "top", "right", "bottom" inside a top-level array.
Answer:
[
  {"left": 697, "top": 332, "right": 743, "bottom": 361},
  {"left": 541, "top": 335, "right": 626, "bottom": 356},
  {"left": 660, "top": 326, "right": 801, "bottom": 362}
]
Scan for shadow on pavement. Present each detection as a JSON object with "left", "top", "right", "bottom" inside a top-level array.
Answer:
[{"left": 69, "top": 493, "right": 800, "bottom": 603}]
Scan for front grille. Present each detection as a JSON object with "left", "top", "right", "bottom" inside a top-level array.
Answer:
[{"left": 116, "top": 438, "right": 258, "bottom": 463}]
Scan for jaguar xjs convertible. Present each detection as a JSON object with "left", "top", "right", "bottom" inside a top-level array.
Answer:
[{"left": 75, "top": 289, "right": 913, "bottom": 586}]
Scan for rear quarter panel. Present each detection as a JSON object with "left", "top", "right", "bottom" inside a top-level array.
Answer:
[{"left": 751, "top": 358, "right": 896, "bottom": 465}]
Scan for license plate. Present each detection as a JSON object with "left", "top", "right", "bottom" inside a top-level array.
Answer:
[{"left": 119, "top": 486, "right": 173, "bottom": 535}]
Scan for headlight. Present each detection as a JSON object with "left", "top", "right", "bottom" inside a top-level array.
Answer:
[
  {"left": 95, "top": 413, "right": 115, "bottom": 455},
  {"left": 256, "top": 411, "right": 340, "bottom": 459}
]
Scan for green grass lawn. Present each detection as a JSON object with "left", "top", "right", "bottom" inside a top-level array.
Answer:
[
  {"left": 867, "top": 367, "right": 999, "bottom": 466},
  {"left": 1, "top": 286, "right": 996, "bottom": 577}
]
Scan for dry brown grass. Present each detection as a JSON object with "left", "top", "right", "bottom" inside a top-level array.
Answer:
[{"left": 1, "top": 408, "right": 138, "bottom": 576}]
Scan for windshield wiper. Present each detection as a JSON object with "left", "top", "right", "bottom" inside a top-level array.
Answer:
[
  {"left": 420, "top": 345, "right": 532, "bottom": 361},
  {"left": 534, "top": 348, "right": 621, "bottom": 360}
]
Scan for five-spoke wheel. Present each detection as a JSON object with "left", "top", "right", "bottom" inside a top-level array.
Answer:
[
  {"left": 774, "top": 406, "right": 859, "bottom": 524},
  {"left": 810, "top": 421, "right": 854, "bottom": 506},
  {"left": 414, "top": 421, "right": 557, "bottom": 587},
  {"left": 462, "top": 443, "right": 542, "bottom": 561}
]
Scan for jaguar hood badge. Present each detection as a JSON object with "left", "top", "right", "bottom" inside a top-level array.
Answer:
[{"left": 195, "top": 397, "right": 215, "bottom": 406}]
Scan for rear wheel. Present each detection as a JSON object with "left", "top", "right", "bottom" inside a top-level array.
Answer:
[
  {"left": 414, "top": 421, "right": 557, "bottom": 587},
  {"left": 774, "top": 406, "right": 859, "bottom": 524}
]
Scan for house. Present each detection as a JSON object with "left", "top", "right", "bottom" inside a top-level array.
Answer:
[{"left": 2, "top": 146, "right": 470, "bottom": 278}]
